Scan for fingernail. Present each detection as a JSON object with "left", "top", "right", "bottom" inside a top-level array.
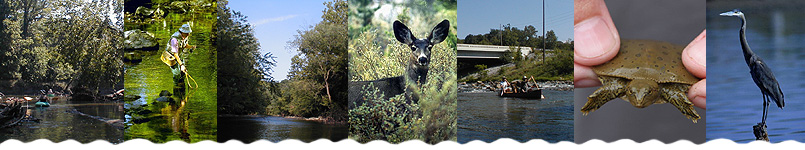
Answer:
[
  {"left": 693, "top": 96, "right": 706, "bottom": 109},
  {"left": 575, "top": 17, "right": 617, "bottom": 59},
  {"left": 687, "top": 34, "right": 707, "bottom": 68}
]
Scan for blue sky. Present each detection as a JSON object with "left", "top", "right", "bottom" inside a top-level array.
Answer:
[
  {"left": 228, "top": 1, "right": 328, "bottom": 81},
  {"left": 226, "top": 0, "right": 574, "bottom": 81},
  {"left": 458, "top": 0, "right": 574, "bottom": 42}
]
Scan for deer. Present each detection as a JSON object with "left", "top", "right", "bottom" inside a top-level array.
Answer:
[{"left": 348, "top": 19, "right": 450, "bottom": 109}]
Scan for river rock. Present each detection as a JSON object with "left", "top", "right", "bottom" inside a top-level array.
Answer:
[
  {"left": 124, "top": 94, "right": 141, "bottom": 101},
  {"left": 168, "top": 1, "right": 190, "bottom": 13},
  {"left": 135, "top": 6, "right": 154, "bottom": 16},
  {"left": 124, "top": 52, "right": 143, "bottom": 63},
  {"left": 124, "top": 29, "right": 159, "bottom": 51},
  {"left": 155, "top": 90, "right": 173, "bottom": 102}
]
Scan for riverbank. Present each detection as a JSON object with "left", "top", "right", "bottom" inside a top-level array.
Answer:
[
  {"left": 459, "top": 80, "right": 574, "bottom": 93},
  {"left": 218, "top": 114, "right": 347, "bottom": 125}
]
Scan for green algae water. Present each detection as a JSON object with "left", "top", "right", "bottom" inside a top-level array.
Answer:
[{"left": 124, "top": 1, "right": 217, "bottom": 143}]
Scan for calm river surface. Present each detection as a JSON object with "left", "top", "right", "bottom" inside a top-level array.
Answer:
[
  {"left": 217, "top": 116, "right": 347, "bottom": 143},
  {"left": 457, "top": 90, "right": 574, "bottom": 143},
  {"left": 0, "top": 100, "right": 124, "bottom": 143},
  {"left": 707, "top": 3, "right": 805, "bottom": 142}
]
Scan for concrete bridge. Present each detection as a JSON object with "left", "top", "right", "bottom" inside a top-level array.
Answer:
[
  {"left": 458, "top": 44, "right": 547, "bottom": 59},
  {"left": 457, "top": 44, "right": 553, "bottom": 76}
]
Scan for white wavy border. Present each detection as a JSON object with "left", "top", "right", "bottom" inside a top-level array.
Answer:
[{"left": 1, "top": 139, "right": 803, "bottom": 149}]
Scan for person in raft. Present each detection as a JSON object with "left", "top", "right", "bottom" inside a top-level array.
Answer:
[{"left": 164, "top": 24, "right": 196, "bottom": 96}]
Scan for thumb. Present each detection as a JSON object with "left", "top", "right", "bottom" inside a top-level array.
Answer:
[
  {"left": 683, "top": 30, "right": 706, "bottom": 79},
  {"left": 683, "top": 30, "right": 706, "bottom": 109},
  {"left": 574, "top": 0, "right": 620, "bottom": 66}
]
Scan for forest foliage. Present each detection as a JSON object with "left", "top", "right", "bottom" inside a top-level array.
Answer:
[
  {"left": 216, "top": 0, "right": 275, "bottom": 115},
  {"left": 0, "top": 0, "right": 123, "bottom": 93},
  {"left": 459, "top": 24, "right": 573, "bottom": 51},
  {"left": 217, "top": 0, "right": 348, "bottom": 123},
  {"left": 348, "top": 0, "right": 457, "bottom": 144}
]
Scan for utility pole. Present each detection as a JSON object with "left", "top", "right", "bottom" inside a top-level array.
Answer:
[
  {"left": 499, "top": 24, "right": 503, "bottom": 45},
  {"left": 542, "top": 0, "right": 546, "bottom": 63}
]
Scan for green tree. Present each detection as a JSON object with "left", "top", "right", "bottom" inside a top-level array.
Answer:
[
  {"left": 0, "top": 0, "right": 14, "bottom": 79},
  {"left": 286, "top": 0, "right": 348, "bottom": 121},
  {"left": 45, "top": 0, "right": 124, "bottom": 90},
  {"left": 0, "top": 0, "right": 123, "bottom": 94},
  {"left": 545, "top": 30, "right": 558, "bottom": 49},
  {"left": 216, "top": 0, "right": 275, "bottom": 114}
]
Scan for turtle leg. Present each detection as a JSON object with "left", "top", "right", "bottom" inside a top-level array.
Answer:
[
  {"left": 582, "top": 76, "right": 626, "bottom": 115},
  {"left": 660, "top": 83, "right": 701, "bottom": 123}
]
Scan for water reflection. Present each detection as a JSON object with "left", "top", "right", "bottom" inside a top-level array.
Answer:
[
  {"left": 707, "top": 4, "right": 805, "bottom": 142},
  {"left": 123, "top": 1, "right": 217, "bottom": 143},
  {"left": 0, "top": 100, "right": 123, "bottom": 143},
  {"left": 457, "top": 90, "right": 574, "bottom": 143},
  {"left": 218, "top": 116, "right": 348, "bottom": 143}
]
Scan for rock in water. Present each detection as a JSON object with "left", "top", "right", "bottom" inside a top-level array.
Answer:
[
  {"left": 124, "top": 29, "right": 158, "bottom": 51},
  {"left": 159, "top": 90, "right": 172, "bottom": 97},
  {"left": 155, "top": 96, "right": 173, "bottom": 102},
  {"left": 753, "top": 123, "right": 769, "bottom": 141},
  {"left": 155, "top": 90, "right": 173, "bottom": 102}
]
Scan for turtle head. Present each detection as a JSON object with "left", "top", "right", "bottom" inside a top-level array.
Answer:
[{"left": 625, "top": 79, "right": 660, "bottom": 108}]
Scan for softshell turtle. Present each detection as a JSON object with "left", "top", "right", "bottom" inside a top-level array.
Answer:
[{"left": 581, "top": 40, "right": 701, "bottom": 123}]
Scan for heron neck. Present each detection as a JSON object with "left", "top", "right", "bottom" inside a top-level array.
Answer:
[{"left": 739, "top": 16, "right": 755, "bottom": 65}]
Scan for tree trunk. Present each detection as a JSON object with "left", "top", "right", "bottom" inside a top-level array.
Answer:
[{"left": 320, "top": 65, "right": 332, "bottom": 103}]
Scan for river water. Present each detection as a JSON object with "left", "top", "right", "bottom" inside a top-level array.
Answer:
[
  {"left": 707, "top": 3, "right": 805, "bottom": 142},
  {"left": 217, "top": 116, "right": 347, "bottom": 143},
  {"left": 124, "top": 1, "right": 217, "bottom": 143},
  {"left": 0, "top": 99, "right": 124, "bottom": 143},
  {"left": 457, "top": 90, "right": 574, "bottom": 143}
]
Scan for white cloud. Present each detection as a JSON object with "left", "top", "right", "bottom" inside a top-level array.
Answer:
[{"left": 252, "top": 14, "right": 300, "bottom": 26}]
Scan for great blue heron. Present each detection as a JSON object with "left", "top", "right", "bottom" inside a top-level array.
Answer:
[{"left": 720, "top": 9, "right": 785, "bottom": 125}]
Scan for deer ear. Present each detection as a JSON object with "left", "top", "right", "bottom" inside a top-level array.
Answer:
[
  {"left": 428, "top": 20, "right": 450, "bottom": 44},
  {"left": 393, "top": 20, "right": 416, "bottom": 45}
]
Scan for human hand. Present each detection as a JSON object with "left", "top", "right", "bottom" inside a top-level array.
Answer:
[
  {"left": 683, "top": 31, "right": 706, "bottom": 109},
  {"left": 574, "top": 0, "right": 706, "bottom": 109},
  {"left": 180, "top": 65, "right": 187, "bottom": 72},
  {"left": 574, "top": 0, "right": 620, "bottom": 88}
]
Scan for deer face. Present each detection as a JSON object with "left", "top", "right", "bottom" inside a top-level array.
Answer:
[{"left": 394, "top": 20, "right": 450, "bottom": 68}]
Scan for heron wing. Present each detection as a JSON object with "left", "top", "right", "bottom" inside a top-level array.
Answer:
[{"left": 749, "top": 58, "right": 785, "bottom": 108}]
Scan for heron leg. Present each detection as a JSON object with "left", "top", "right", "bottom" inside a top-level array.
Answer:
[
  {"left": 582, "top": 77, "right": 626, "bottom": 115},
  {"left": 762, "top": 95, "right": 769, "bottom": 125},
  {"left": 661, "top": 83, "right": 700, "bottom": 123}
]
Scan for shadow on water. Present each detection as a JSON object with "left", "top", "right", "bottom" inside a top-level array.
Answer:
[
  {"left": 457, "top": 90, "right": 573, "bottom": 143},
  {"left": 0, "top": 99, "right": 124, "bottom": 143},
  {"left": 218, "top": 116, "right": 348, "bottom": 143},
  {"left": 707, "top": 2, "right": 805, "bottom": 142},
  {"left": 124, "top": 1, "right": 217, "bottom": 143}
]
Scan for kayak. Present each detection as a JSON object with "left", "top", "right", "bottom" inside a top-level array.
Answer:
[{"left": 35, "top": 101, "right": 50, "bottom": 107}]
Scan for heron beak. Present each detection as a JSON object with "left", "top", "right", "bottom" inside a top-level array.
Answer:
[{"left": 719, "top": 12, "right": 734, "bottom": 16}]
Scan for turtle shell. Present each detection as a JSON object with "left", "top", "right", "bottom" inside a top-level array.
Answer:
[{"left": 593, "top": 40, "right": 699, "bottom": 85}]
